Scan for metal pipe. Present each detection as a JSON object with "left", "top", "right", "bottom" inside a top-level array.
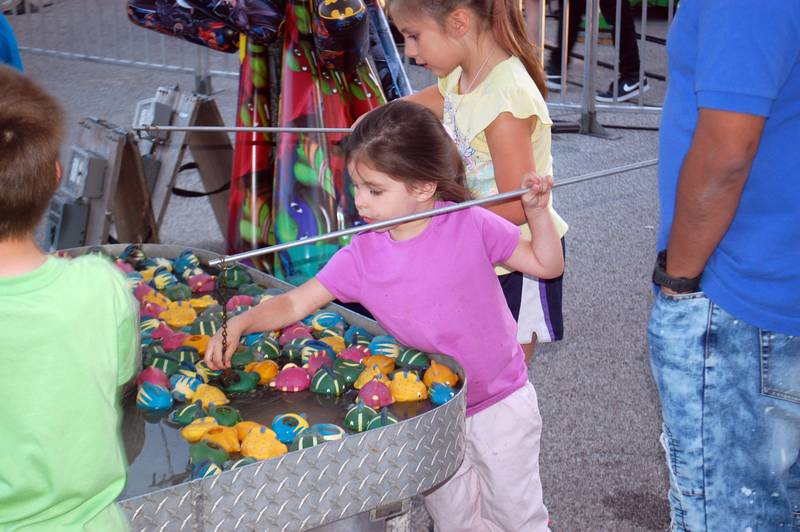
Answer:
[
  {"left": 613, "top": 0, "right": 622, "bottom": 102},
  {"left": 560, "top": 0, "right": 569, "bottom": 99},
  {"left": 208, "top": 158, "right": 659, "bottom": 266},
  {"left": 638, "top": 0, "right": 648, "bottom": 107},
  {"left": 548, "top": 101, "right": 662, "bottom": 114},
  {"left": 134, "top": 125, "right": 354, "bottom": 134}
]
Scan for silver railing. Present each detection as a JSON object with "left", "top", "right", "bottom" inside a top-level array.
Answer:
[
  {"left": 5, "top": 0, "right": 675, "bottom": 122},
  {"left": 4, "top": 0, "right": 239, "bottom": 91}
]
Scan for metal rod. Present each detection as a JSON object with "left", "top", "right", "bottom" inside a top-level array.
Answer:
[
  {"left": 134, "top": 125, "right": 354, "bottom": 134},
  {"left": 613, "top": 0, "right": 622, "bottom": 102},
  {"left": 208, "top": 158, "right": 659, "bottom": 266},
  {"left": 548, "top": 101, "right": 662, "bottom": 114}
]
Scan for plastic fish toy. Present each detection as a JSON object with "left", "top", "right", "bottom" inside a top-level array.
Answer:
[
  {"left": 396, "top": 348, "right": 431, "bottom": 371},
  {"left": 271, "top": 413, "right": 309, "bottom": 444},
  {"left": 226, "top": 294, "right": 254, "bottom": 311},
  {"left": 191, "top": 460, "right": 223, "bottom": 480},
  {"left": 310, "top": 366, "right": 347, "bottom": 396},
  {"left": 159, "top": 301, "right": 198, "bottom": 329},
  {"left": 368, "top": 335, "right": 402, "bottom": 358},
  {"left": 202, "top": 426, "right": 240, "bottom": 453},
  {"left": 337, "top": 346, "right": 368, "bottom": 363},
  {"left": 235, "top": 421, "right": 269, "bottom": 442},
  {"left": 180, "top": 416, "right": 219, "bottom": 443},
  {"left": 173, "top": 250, "right": 201, "bottom": 277},
  {"left": 344, "top": 402, "right": 378, "bottom": 432},
  {"left": 310, "top": 311, "right": 346, "bottom": 332},
  {"left": 168, "top": 402, "right": 206, "bottom": 426},
  {"left": 365, "top": 407, "right": 399, "bottom": 430},
  {"left": 362, "top": 354, "right": 395, "bottom": 375},
  {"left": 188, "top": 273, "right": 216, "bottom": 294},
  {"left": 423, "top": 361, "right": 460, "bottom": 388},
  {"left": 220, "top": 369, "right": 260, "bottom": 394},
  {"left": 332, "top": 359, "right": 365, "bottom": 387},
  {"left": 272, "top": 364, "right": 312, "bottom": 392},
  {"left": 192, "top": 384, "right": 229, "bottom": 409},
  {"left": 305, "top": 351, "right": 334, "bottom": 376},
  {"left": 137, "top": 367, "right": 170, "bottom": 389},
  {"left": 189, "top": 440, "right": 229, "bottom": 465},
  {"left": 208, "top": 404, "right": 243, "bottom": 427},
  {"left": 429, "top": 383, "right": 456, "bottom": 406},
  {"left": 358, "top": 378, "right": 393, "bottom": 409},
  {"left": 245, "top": 360, "right": 280, "bottom": 385},
  {"left": 389, "top": 370, "right": 429, "bottom": 403},
  {"left": 224, "top": 456, "right": 258, "bottom": 470},
  {"left": 278, "top": 323, "right": 314, "bottom": 345},
  {"left": 241, "top": 426, "right": 288, "bottom": 460},
  {"left": 344, "top": 326, "right": 373, "bottom": 346},
  {"left": 169, "top": 373, "right": 201, "bottom": 402},
  {"left": 136, "top": 382, "right": 174, "bottom": 411}
]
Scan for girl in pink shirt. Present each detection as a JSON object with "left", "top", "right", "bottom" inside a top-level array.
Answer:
[{"left": 205, "top": 100, "right": 562, "bottom": 531}]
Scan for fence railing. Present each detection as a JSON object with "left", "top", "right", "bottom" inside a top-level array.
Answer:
[{"left": 6, "top": 0, "right": 675, "bottom": 123}]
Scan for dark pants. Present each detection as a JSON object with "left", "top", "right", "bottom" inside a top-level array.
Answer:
[{"left": 550, "top": 0, "right": 641, "bottom": 80}]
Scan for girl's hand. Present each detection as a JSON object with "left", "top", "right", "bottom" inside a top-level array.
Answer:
[
  {"left": 204, "top": 318, "right": 245, "bottom": 370},
  {"left": 521, "top": 172, "right": 554, "bottom": 210}
]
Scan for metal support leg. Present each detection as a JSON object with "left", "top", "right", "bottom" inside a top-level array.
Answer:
[{"left": 579, "top": 0, "right": 613, "bottom": 137}]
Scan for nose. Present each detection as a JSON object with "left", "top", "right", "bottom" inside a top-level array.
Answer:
[
  {"left": 403, "top": 41, "right": 417, "bottom": 60},
  {"left": 354, "top": 188, "right": 368, "bottom": 211}
]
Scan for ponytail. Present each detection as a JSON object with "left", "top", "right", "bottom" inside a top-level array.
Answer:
[
  {"left": 389, "top": 0, "right": 548, "bottom": 98},
  {"left": 491, "top": 0, "right": 548, "bottom": 98}
]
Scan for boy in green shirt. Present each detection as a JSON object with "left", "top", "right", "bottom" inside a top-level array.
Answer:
[{"left": 0, "top": 65, "right": 139, "bottom": 531}]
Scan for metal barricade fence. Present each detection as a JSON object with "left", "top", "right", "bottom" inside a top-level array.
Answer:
[
  {"left": 5, "top": 0, "right": 676, "bottom": 128},
  {"left": 527, "top": 0, "right": 676, "bottom": 121},
  {"left": 4, "top": 0, "right": 240, "bottom": 86}
]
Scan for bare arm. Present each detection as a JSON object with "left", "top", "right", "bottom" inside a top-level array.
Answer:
[
  {"left": 401, "top": 85, "right": 444, "bottom": 119},
  {"left": 484, "top": 112, "right": 538, "bottom": 225},
  {"left": 665, "top": 108, "right": 765, "bottom": 289},
  {"left": 205, "top": 278, "right": 335, "bottom": 369},
  {"left": 503, "top": 174, "right": 564, "bottom": 279}
]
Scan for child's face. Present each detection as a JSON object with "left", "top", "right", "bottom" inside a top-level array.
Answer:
[
  {"left": 392, "top": 11, "right": 462, "bottom": 78},
  {"left": 349, "top": 161, "right": 434, "bottom": 232}
]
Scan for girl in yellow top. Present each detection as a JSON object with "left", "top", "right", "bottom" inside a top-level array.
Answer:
[{"left": 390, "top": 0, "right": 569, "bottom": 360}]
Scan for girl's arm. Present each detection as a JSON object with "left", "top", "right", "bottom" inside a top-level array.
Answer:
[
  {"left": 401, "top": 85, "right": 444, "bottom": 120},
  {"left": 484, "top": 112, "right": 538, "bottom": 225},
  {"left": 502, "top": 173, "right": 564, "bottom": 280},
  {"left": 204, "top": 278, "right": 335, "bottom": 369}
]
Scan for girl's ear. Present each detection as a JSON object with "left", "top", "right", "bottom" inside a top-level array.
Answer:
[
  {"left": 446, "top": 7, "right": 471, "bottom": 37},
  {"left": 412, "top": 181, "right": 437, "bottom": 202}
]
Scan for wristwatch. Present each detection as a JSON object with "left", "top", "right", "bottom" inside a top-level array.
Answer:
[{"left": 652, "top": 250, "right": 702, "bottom": 293}]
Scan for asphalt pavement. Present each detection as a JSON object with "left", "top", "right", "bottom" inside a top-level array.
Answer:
[{"left": 11, "top": 6, "right": 671, "bottom": 530}]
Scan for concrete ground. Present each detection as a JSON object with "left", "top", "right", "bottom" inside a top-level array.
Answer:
[{"left": 11, "top": 5, "right": 671, "bottom": 531}]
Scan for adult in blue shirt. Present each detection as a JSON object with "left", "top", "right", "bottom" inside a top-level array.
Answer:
[
  {"left": 0, "top": 14, "right": 23, "bottom": 71},
  {"left": 648, "top": 1, "right": 799, "bottom": 530}
]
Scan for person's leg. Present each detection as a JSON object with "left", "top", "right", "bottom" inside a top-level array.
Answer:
[
  {"left": 648, "top": 291, "right": 800, "bottom": 530},
  {"left": 598, "top": 0, "right": 641, "bottom": 79},
  {"left": 469, "top": 383, "right": 549, "bottom": 531},
  {"left": 424, "top": 417, "right": 487, "bottom": 532},
  {"left": 549, "top": 0, "right": 586, "bottom": 74}
]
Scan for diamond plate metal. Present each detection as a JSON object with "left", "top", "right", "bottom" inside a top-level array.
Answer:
[{"left": 66, "top": 245, "right": 467, "bottom": 531}]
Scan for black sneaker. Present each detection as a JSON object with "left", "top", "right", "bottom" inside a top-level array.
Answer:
[{"left": 596, "top": 77, "right": 650, "bottom": 102}]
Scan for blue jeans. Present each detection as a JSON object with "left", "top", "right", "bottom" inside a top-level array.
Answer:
[{"left": 648, "top": 290, "right": 800, "bottom": 531}]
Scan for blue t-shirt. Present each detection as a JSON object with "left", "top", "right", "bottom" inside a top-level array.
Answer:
[
  {"left": 0, "top": 14, "right": 23, "bottom": 71},
  {"left": 658, "top": 0, "right": 800, "bottom": 335}
]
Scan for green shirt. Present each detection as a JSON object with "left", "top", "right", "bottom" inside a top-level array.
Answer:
[{"left": 0, "top": 255, "right": 138, "bottom": 531}]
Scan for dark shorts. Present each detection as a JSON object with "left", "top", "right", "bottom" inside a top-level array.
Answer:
[{"left": 498, "top": 238, "right": 565, "bottom": 343}]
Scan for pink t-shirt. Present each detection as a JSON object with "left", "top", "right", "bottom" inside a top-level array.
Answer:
[{"left": 316, "top": 202, "right": 529, "bottom": 416}]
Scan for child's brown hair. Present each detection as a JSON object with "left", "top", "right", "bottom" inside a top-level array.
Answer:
[
  {"left": 343, "top": 100, "right": 472, "bottom": 202},
  {"left": 388, "top": 0, "right": 547, "bottom": 98},
  {"left": 0, "top": 65, "right": 65, "bottom": 240}
]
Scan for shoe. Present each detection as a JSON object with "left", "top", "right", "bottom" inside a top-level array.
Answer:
[{"left": 596, "top": 77, "right": 650, "bottom": 103}]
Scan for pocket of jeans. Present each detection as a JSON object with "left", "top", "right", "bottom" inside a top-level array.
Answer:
[
  {"left": 657, "top": 289, "right": 705, "bottom": 302},
  {"left": 760, "top": 331, "right": 800, "bottom": 404}
]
